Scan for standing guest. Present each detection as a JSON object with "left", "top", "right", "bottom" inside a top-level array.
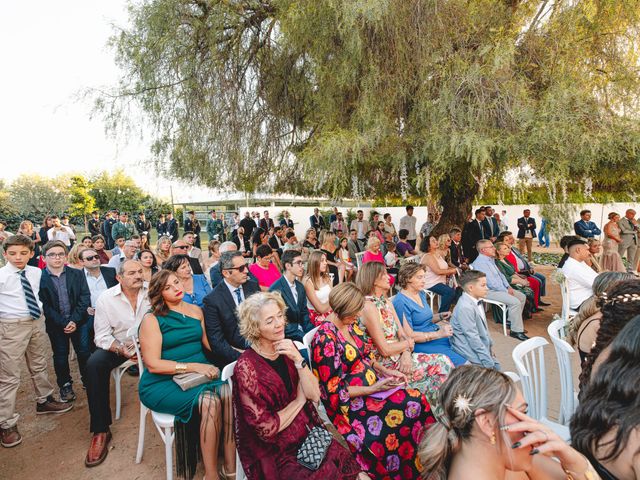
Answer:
[
  {"left": 312, "top": 282, "right": 435, "bottom": 480},
  {"left": 617, "top": 208, "right": 638, "bottom": 271},
  {"left": 183, "top": 210, "right": 202, "bottom": 249},
  {"left": 350, "top": 209, "right": 371, "bottom": 246},
  {"left": 206, "top": 210, "right": 225, "bottom": 242},
  {"left": 280, "top": 210, "right": 294, "bottom": 229},
  {"left": 330, "top": 211, "right": 347, "bottom": 235},
  {"left": 329, "top": 206, "right": 339, "bottom": 224},
  {"left": 165, "top": 211, "right": 179, "bottom": 240},
  {"left": 154, "top": 235, "right": 172, "bottom": 266},
  {"left": 482, "top": 206, "right": 500, "bottom": 241},
  {"left": 309, "top": 207, "right": 326, "bottom": 233},
  {"left": 81, "top": 236, "right": 93, "bottom": 248},
  {"left": 249, "top": 245, "right": 282, "bottom": 291},
  {"left": 39, "top": 215, "right": 54, "bottom": 246},
  {"left": 303, "top": 251, "right": 333, "bottom": 326},
  {"left": 138, "top": 249, "right": 158, "bottom": 283},
  {"left": 419, "top": 213, "right": 436, "bottom": 240},
  {"left": 101, "top": 210, "right": 117, "bottom": 250},
  {"left": 320, "top": 230, "right": 344, "bottom": 285},
  {"left": 110, "top": 212, "right": 134, "bottom": 242},
  {"left": 461, "top": 208, "right": 487, "bottom": 262},
  {"left": 107, "top": 239, "right": 137, "bottom": 269},
  {"left": 88, "top": 211, "right": 102, "bottom": 237},
  {"left": 303, "top": 228, "right": 320, "bottom": 250},
  {"left": 538, "top": 216, "right": 550, "bottom": 248},
  {"left": 516, "top": 209, "right": 536, "bottom": 262},
  {"left": 392, "top": 263, "right": 467, "bottom": 366},
  {"left": 399, "top": 205, "right": 418, "bottom": 248},
  {"left": 449, "top": 271, "right": 500, "bottom": 369},
  {"left": 259, "top": 210, "right": 274, "bottom": 231},
  {"left": 574, "top": 209, "right": 602, "bottom": 239},
  {"left": 84, "top": 260, "right": 150, "bottom": 467},
  {"left": 269, "top": 250, "right": 313, "bottom": 342},
  {"left": 600, "top": 212, "right": 626, "bottom": 272},
  {"left": 156, "top": 213, "right": 167, "bottom": 237},
  {"left": 239, "top": 211, "right": 256, "bottom": 240},
  {"left": 135, "top": 212, "right": 151, "bottom": 237},
  {"left": 253, "top": 211, "right": 261, "bottom": 228},
  {"left": 91, "top": 235, "right": 112, "bottom": 264},
  {"left": 448, "top": 227, "right": 467, "bottom": 269},
  {"left": 202, "top": 240, "right": 221, "bottom": 274},
  {"left": 383, "top": 212, "right": 397, "bottom": 239},
  {"left": 493, "top": 212, "right": 507, "bottom": 233},
  {"left": 562, "top": 238, "right": 599, "bottom": 311},
  {"left": 234, "top": 292, "right": 362, "bottom": 479},
  {"left": 18, "top": 220, "right": 41, "bottom": 267},
  {"left": 233, "top": 226, "right": 251, "bottom": 258},
  {"left": 585, "top": 238, "right": 603, "bottom": 273},
  {"left": 138, "top": 270, "right": 233, "bottom": 480},
  {"left": 202, "top": 251, "right": 260, "bottom": 369},
  {"left": 501, "top": 209, "right": 510, "bottom": 230},
  {"left": 48, "top": 215, "right": 76, "bottom": 247},
  {"left": 60, "top": 215, "right": 77, "bottom": 247},
  {"left": 471, "top": 240, "right": 528, "bottom": 341},
  {"left": 268, "top": 226, "right": 285, "bottom": 255},
  {"left": 39, "top": 240, "right": 91, "bottom": 402},
  {"left": 420, "top": 235, "right": 458, "bottom": 313},
  {"left": 0, "top": 235, "right": 73, "bottom": 448},
  {"left": 171, "top": 240, "right": 204, "bottom": 275},
  {"left": 419, "top": 365, "right": 596, "bottom": 480},
  {"left": 396, "top": 228, "right": 417, "bottom": 257},
  {"left": 67, "top": 244, "right": 88, "bottom": 269}
]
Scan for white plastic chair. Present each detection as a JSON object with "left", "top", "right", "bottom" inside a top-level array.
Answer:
[
  {"left": 129, "top": 324, "right": 176, "bottom": 480},
  {"left": 512, "top": 337, "right": 570, "bottom": 441},
  {"left": 220, "top": 361, "right": 247, "bottom": 480},
  {"left": 559, "top": 276, "right": 578, "bottom": 322},
  {"left": 302, "top": 327, "right": 320, "bottom": 356},
  {"left": 503, "top": 371, "right": 520, "bottom": 383},
  {"left": 404, "top": 255, "right": 421, "bottom": 264},
  {"left": 482, "top": 298, "right": 509, "bottom": 336},
  {"left": 547, "top": 319, "right": 579, "bottom": 425},
  {"left": 423, "top": 289, "right": 438, "bottom": 311},
  {"left": 112, "top": 358, "right": 136, "bottom": 420},
  {"left": 355, "top": 251, "right": 365, "bottom": 270}
]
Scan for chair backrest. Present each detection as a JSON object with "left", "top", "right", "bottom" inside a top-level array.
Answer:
[
  {"left": 559, "top": 275, "right": 573, "bottom": 322},
  {"left": 127, "top": 323, "right": 145, "bottom": 375},
  {"left": 405, "top": 255, "right": 420, "bottom": 264},
  {"left": 356, "top": 251, "right": 366, "bottom": 269},
  {"left": 302, "top": 326, "right": 320, "bottom": 362},
  {"left": 512, "top": 336, "right": 549, "bottom": 421},
  {"left": 221, "top": 361, "right": 237, "bottom": 393},
  {"left": 547, "top": 319, "right": 578, "bottom": 424},
  {"left": 503, "top": 371, "right": 520, "bottom": 383}
]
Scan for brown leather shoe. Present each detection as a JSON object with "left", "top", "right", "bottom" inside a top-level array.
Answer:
[
  {"left": 85, "top": 431, "right": 112, "bottom": 467},
  {"left": 0, "top": 426, "right": 22, "bottom": 448},
  {"left": 36, "top": 395, "right": 74, "bottom": 415}
]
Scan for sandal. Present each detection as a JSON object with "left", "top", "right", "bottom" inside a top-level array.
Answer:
[{"left": 220, "top": 466, "right": 236, "bottom": 480}]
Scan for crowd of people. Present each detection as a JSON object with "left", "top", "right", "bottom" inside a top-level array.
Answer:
[{"left": 0, "top": 203, "right": 638, "bottom": 480}]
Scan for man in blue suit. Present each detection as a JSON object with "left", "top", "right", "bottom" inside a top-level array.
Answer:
[
  {"left": 516, "top": 209, "right": 537, "bottom": 262},
  {"left": 574, "top": 210, "right": 602, "bottom": 239},
  {"left": 481, "top": 206, "right": 500, "bottom": 241},
  {"left": 269, "top": 250, "right": 313, "bottom": 342}
]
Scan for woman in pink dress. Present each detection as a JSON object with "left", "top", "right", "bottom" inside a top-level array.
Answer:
[
  {"left": 602, "top": 212, "right": 626, "bottom": 272},
  {"left": 249, "top": 244, "right": 282, "bottom": 290},
  {"left": 362, "top": 236, "right": 396, "bottom": 286}
]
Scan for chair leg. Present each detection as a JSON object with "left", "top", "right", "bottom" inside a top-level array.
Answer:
[
  {"left": 135, "top": 403, "right": 148, "bottom": 464},
  {"left": 114, "top": 371, "right": 122, "bottom": 420},
  {"left": 502, "top": 306, "right": 508, "bottom": 336},
  {"left": 164, "top": 426, "right": 174, "bottom": 480}
]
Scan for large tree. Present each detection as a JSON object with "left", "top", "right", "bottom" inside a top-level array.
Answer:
[{"left": 102, "top": 0, "right": 640, "bottom": 233}]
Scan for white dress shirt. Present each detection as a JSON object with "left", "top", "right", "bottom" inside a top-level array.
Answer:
[
  {"left": 399, "top": 215, "right": 417, "bottom": 241},
  {"left": 0, "top": 263, "right": 43, "bottom": 320},
  {"left": 287, "top": 278, "right": 298, "bottom": 303},
  {"left": 84, "top": 268, "right": 108, "bottom": 308},
  {"left": 47, "top": 226, "right": 76, "bottom": 246},
  {"left": 93, "top": 284, "right": 150, "bottom": 350},
  {"left": 225, "top": 280, "right": 244, "bottom": 307},
  {"left": 561, "top": 257, "right": 598, "bottom": 310}
]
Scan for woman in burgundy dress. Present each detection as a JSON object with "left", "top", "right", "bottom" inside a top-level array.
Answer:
[{"left": 233, "top": 291, "right": 365, "bottom": 480}]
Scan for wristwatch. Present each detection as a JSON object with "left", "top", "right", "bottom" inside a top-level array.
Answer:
[{"left": 295, "top": 358, "right": 309, "bottom": 369}]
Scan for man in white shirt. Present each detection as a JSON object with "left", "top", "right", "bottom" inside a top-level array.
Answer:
[
  {"left": 399, "top": 205, "right": 418, "bottom": 248},
  {"left": 47, "top": 215, "right": 76, "bottom": 247},
  {"left": 561, "top": 238, "right": 598, "bottom": 311},
  {"left": 349, "top": 210, "right": 371, "bottom": 244},
  {"left": 0, "top": 235, "right": 72, "bottom": 449},
  {"left": 84, "top": 260, "right": 149, "bottom": 467},
  {"left": 107, "top": 239, "right": 137, "bottom": 269},
  {"left": 80, "top": 248, "right": 118, "bottom": 343}
]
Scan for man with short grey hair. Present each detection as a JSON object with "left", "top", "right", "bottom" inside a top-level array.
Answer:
[
  {"left": 106, "top": 240, "right": 137, "bottom": 269},
  {"left": 618, "top": 209, "right": 638, "bottom": 272}
]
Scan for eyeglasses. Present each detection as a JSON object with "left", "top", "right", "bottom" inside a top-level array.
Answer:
[
  {"left": 83, "top": 255, "right": 100, "bottom": 261},
  {"left": 292, "top": 260, "right": 304, "bottom": 266},
  {"left": 46, "top": 253, "right": 66, "bottom": 258},
  {"left": 225, "top": 264, "right": 247, "bottom": 273}
]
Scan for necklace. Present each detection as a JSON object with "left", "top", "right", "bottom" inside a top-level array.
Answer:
[{"left": 253, "top": 343, "right": 279, "bottom": 359}]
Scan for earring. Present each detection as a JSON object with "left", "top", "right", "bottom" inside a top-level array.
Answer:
[{"left": 490, "top": 432, "right": 496, "bottom": 445}]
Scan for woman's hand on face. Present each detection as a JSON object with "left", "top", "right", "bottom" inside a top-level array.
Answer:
[
  {"left": 191, "top": 363, "right": 219, "bottom": 379},
  {"left": 273, "top": 339, "right": 303, "bottom": 363}
]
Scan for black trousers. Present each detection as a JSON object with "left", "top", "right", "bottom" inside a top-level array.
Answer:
[
  {"left": 46, "top": 322, "right": 92, "bottom": 388},
  {"left": 85, "top": 348, "right": 126, "bottom": 433}
]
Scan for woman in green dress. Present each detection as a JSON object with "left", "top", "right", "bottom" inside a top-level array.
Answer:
[
  {"left": 138, "top": 269, "right": 235, "bottom": 480},
  {"left": 494, "top": 242, "right": 535, "bottom": 318}
]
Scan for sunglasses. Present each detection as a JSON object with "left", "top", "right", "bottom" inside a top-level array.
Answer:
[
  {"left": 83, "top": 255, "right": 100, "bottom": 261},
  {"left": 174, "top": 245, "right": 189, "bottom": 250},
  {"left": 225, "top": 264, "right": 247, "bottom": 273}
]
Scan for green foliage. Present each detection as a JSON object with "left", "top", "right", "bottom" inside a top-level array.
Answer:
[
  {"left": 9, "top": 175, "right": 71, "bottom": 218},
  {"left": 90, "top": 170, "right": 148, "bottom": 214},
  {"left": 68, "top": 175, "right": 96, "bottom": 230}
]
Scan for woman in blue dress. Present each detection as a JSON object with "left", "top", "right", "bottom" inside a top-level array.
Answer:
[
  {"left": 163, "top": 254, "right": 211, "bottom": 307},
  {"left": 392, "top": 263, "right": 467, "bottom": 366}
]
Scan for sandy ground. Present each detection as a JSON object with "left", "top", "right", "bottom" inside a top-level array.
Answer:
[{"left": 0, "top": 251, "right": 577, "bottom": 480}]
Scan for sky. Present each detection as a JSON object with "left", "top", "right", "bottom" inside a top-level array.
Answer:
[{"left": 1, "top": 1, "right": 214, "bottom": 202}]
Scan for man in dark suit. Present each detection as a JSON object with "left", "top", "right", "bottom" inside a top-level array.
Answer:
[
  {"left": 309, "top": 208, "right": 325, "bottom": 233},
  {"left": 156, "top": 214, "right": 168, "bottom": 237},
  {"left": 462, "top": 208, "right": 487, "bottom": 262},
  {"left": 39, "top": 240, "right": 91, "bottom": 402},
  {"left": 481, "top": 206, "right": 500, "bottom": 241},
  {"left": 165, "top": 211, "right": 179, "bottom": 240},
  {"left": 269, "top": 250, "right": 313, "bottom": 342},
  {"left": 239, "top": 211, "right": 256, "bottom": 239},
  {"left": 448, "top": 227, "right": 468, "bottom": 269},
  {"left": 268, "top": 226, "right": 285, "bottom": 255},
  {"left": 101, "top": 210, "right": 117, "bottom": 250},
  {"left": 203, "top": 251, "right": 260, "bottom": 368},
  {"left": 516, "top": 209, "right": 537, "bottom": 262},
  {"left": 259, "top": 210, "right": 275, "bottom": 231},
  {"left": 88, "top": 211, "right": 102, "bottom": 237},
  {"left": 183, "top": 210, "right": 202, "bottom": 249},
  {"left": 280, "top": 211, "right": 294, "bottom": 229},
  {"left": 135, "top": 212, "right": 151, "bottom": 236},
  {"left": 233, "top": 226, "right": 252, "bottom": 258}
]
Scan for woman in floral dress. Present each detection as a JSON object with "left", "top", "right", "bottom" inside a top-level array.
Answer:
[
  {"left": 311, "top": 283, "right": 436, "bottom": 480},
  {"left": 356, "top": 262, "right": 454, "bottom": 411}
]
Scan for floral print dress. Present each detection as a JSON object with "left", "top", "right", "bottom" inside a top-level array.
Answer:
[
  {"left": 311, "top": 321, "right": 436, "bottom": 480},
  {"left": 359, "top": 295, "right": 454, "bottom": 411}
]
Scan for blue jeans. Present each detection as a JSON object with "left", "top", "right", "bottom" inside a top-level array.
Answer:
[
  {"left": 427, "top": 283, "right": 457, "bottom": 312},
  {"left": 538, "top": 230, "right": 550, "bottom": 248},
  {"left": 46, "top": 321, "right": 92, "bottom": 388}
]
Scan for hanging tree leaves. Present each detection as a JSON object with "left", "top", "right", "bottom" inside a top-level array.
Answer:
[{"left": 100, "top": 0, "right": 640, "bottom": 232}]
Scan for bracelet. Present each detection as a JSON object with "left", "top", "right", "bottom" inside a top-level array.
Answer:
[
  {"left": 175, "top": 362, "right": 188, "bottom": 374},
  {"left": 562, "top": 454, "right": 598, "bottom": 480}
]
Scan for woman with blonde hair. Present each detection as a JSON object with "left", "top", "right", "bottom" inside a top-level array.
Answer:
[
  {"left": 18, "top": 219, "right": 41, "bottom": 266},
  {"left": 320, "top": 230, "right": 344, "bottom": 284},
  {"left": 303, "top": 250, "right": 333, "bottom": 326},
  {"left": 155, "top": 234, "right": 172, "bottom": 266},
  {"left": 67, "top": 244, "right": 87, "bottom": 269},
  {"left": 419, "top": 365, "right": 599, "bottom": 480},
  {"left": 233, "top": 291, "right": 363, "bottom": 479}
]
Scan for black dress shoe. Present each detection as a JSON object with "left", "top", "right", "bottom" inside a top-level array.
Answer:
[
  {"left": 509, "top": 331, "right": 530, "bottom": 341},
  {"left": 533, "top": 307, "right": 544, "bottom": 313},
  {"left": 538, "top": 300, "right": 551, "bottom": 306}
]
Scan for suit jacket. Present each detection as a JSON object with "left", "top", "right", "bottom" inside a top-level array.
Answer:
[
  {"left": 517, "top": 216, "right": 537, "bottom": 239},
  {"left": 449, "top": 241, "right": 466, "bottom": 267},
  {"left": 462, "top": 219, "right": 485, "bottom": 262},
  {"left": 239, "top": 217, "right": 256, "bottom": 239},
  {"left": 203, "top": 280, "right": 260, "bottom": 368},
  {"left": 618, "top": 217, "right": 638, "bottom": 247},
  {"left": 135, "top": 219, "right": 151, "bottom": 235},
  {"left": 156, "top": 221, "right": 168, "bottom": 236},
  {"left": 166, "top": 218, "right": 179, "bottom": 239},
  {"left": 99, "top": 266, "right": 119, "bottom": 288},
  {"left": 259, "top": 218, "right": 274, "bottom": 231},
  {"left": 184, "top": 218, "right": 201, "bottom": 235},
  {"left": 574, "top": 220, "right": 601, "bottom": 239},
  {"left": 88, "top": 218, "right": 102, "bottom": 236},
  {"left": 482, "top": 217, "right": 500, "bottom": 239},
  {"left": 347, "top": 239, "right": 362, "bottom": 262},
  {"left": 310, "top": 215, "right": 325, "bottom": 231},
  {"left": 269, "top": 276, "right": 312, "bottom": 342},
  {"left": 268, "top": 235, "right": 283, "bottom": 254},
  {"left": 187, "top": 256, "right": 203, "bottom": 275},
  {"left": 450, "top": 293, "right": 500, "bottom": 369},
  {"left": 233, "top": 235, "right": 251, "bottom": 256},
  {"left": 280, "top": 218, "right": 294, "bottom": 228},
  {"left": 39, "top": 266, "right": 91, "bottom": 329}
]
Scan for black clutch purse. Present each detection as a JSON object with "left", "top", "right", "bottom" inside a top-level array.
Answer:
[{"left": 296, "top": 425, "right": 332, "bottom": 471}]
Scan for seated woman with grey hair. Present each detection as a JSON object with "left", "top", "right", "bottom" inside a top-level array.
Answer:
[{"left": 232, "top": 291, "right": 364, "bottom": 479}]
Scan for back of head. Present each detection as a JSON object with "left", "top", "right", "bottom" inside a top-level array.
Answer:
[
  {"left": 329, "top": 282, "right": 364, "bottom": 319},
  {"left": 459, "top": 270, "right": 486, "bottom": 291},
  {"left": 419, "top": 365, "right": 516, "bottom": 480},
  {"left": 162, "top": 254, "right": 190, "bottom": 272},
  {"left": 219, "top": 241, "right": 237, "bottom": 254},
  {"left": 356, "top": 261, "right": 386, "bottom": 296}
]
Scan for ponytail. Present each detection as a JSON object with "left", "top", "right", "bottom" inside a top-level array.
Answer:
[{"left": 419, "top": 422, "right": 460, "bottom": 480}]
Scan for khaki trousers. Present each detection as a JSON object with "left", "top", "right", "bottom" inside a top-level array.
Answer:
[
  {"left": 0, "top": 317, "right": 54, "bottom": 428},
  {"left": 518, "top": 238, "right": 534, "bottom": 262}
]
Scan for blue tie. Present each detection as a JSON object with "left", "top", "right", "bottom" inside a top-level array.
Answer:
[
  {"left": 19, "top": 270, "right": 41, "bottom": 319},
  {"left": 234, "top": 287, "right": 243, "bottom": 305}
]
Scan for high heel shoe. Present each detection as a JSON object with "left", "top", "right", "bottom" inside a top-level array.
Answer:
[{"left": 220, "top": 466, "right": 236, "bottom": 480}]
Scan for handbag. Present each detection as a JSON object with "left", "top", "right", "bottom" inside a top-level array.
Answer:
[
  {"left": 296, "top": 425, "right": 333, "bottom": 471},
  {"left": 172, "top": 372, "right": 213, "bottom": 392}
]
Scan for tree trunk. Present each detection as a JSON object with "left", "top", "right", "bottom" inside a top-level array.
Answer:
[{"left": 432, "top": 169, "right": 479, "bottom": 237}]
